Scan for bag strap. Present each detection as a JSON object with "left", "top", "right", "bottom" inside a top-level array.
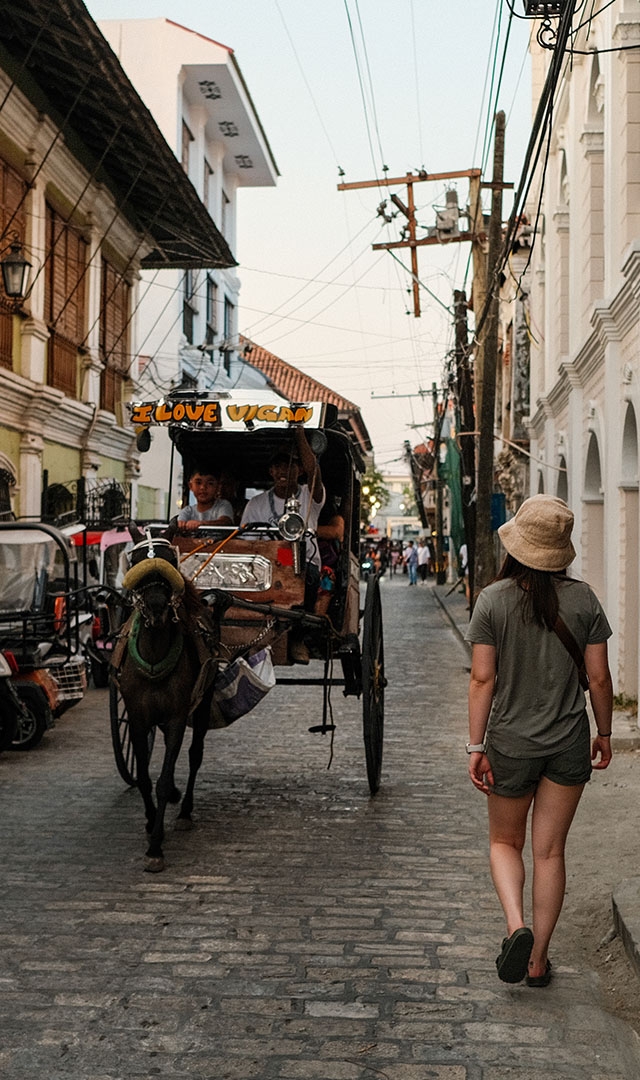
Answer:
[{"left": 553, "top": 615, "right": 590, "bottom": 690}]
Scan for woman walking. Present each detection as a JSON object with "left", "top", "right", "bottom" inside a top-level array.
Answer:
[{"left": 465, "top": 496, "right": 613, "bottom": 987}]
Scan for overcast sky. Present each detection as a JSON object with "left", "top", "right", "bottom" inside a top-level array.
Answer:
[{"left": 85, "top": 0, "right": 531, "bottom": 472}]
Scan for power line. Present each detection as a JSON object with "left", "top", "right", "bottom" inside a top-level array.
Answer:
[{"left": 273, "top": 0, "right": 343, "bottom": 168}]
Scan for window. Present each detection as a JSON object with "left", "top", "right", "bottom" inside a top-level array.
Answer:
[
  {"left": 205, "top": 275, "right": 217, "bottom": 345},
  {"left": 99, "top": 258, "right": 130, "bottom": 415},
  {"left": 0, "top": 157, "right": 27, "bottom": 370},
  {"left": 221, "top": 190, "right": 230, "bottom": 237},
  {"left": 45, "top": 204, "right": 87, "bottom": 398},
  {"left": 183, "top": 269, "right": 198, "bottom": 344},
  {"left": 203, "top": 159, "right": 214, "bottom": 212},
  {"left": 223, "top": 297, "right": 234, "bottom": 374},
  {"left": 181, "top": 120, "right": 194, "bottom": 175}
]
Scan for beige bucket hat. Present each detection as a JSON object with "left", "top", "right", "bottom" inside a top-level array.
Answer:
[{"left": 498, "top": 494, "right": 576, "bottom": 572}]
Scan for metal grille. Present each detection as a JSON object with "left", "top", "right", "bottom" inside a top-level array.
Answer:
[{"left": 48, "top": 658, "right": 87, "bottom": 702}]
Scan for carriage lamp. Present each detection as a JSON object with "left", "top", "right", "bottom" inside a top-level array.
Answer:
[
  {"left": 0, "top": 235, "right": 32, "bottom": 300},
  {"left": 278, "top": 496, "right": 306, "bottom": 542}
]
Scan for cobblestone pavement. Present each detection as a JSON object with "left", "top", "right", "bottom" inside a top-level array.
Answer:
[{"left": 1, "top": 575, "right": 639, "bottom": 1080}]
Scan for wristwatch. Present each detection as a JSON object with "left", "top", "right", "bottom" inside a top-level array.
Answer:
[{"left": 465, "top": 742, "right": 486, "bottom": 754}]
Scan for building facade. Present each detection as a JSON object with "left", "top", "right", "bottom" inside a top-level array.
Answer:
[
  {"left": 528, "top": 3, "right": 640, "bottom": 696},
  {"left": 98, "top": 18, "right": 279, "bottom": 517},
  {"left": 0, "top": 2, "right": 232, "bottom": 523}
]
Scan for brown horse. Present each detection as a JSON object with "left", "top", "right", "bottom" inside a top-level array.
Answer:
[{"left": 117, "top": 539, "right": 219, "bottom": 872}]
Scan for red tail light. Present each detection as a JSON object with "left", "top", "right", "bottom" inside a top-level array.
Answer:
[
  {"left": 4, "top": 650, "right": 19, "bottom": 673},
  {"left": 91, "top": 615, "right": 102, "bottom": 641}
]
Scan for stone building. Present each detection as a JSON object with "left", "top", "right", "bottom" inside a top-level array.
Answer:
[{"left": 527, "top": 3, "right": 640, "bottom": 696}]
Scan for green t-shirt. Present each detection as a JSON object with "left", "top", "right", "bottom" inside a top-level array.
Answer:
[{"left": 464, "top": 577, "right": 612, "bottom": 757}]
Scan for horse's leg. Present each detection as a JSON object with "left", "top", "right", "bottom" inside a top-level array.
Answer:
[
  {"left": 176, "top": 709, "right": 208, "bottom": 830},
  {"left": 129, "top": 721, "right": 156, "bottom": 835},
  {"left": 145, "top": 722, "right": 187, "bottom": 872}
]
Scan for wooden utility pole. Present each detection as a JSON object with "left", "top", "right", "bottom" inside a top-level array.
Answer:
[
  {"left": 431, "top": 382, "right": 447, "bottom": 585},
  {"left": 454, "top": 289, "right": 476, "bottom": 606},
  {"left": 474, "top": 111, "right": 506, "bottom": 596},
  {"left": 338, "top": 170, "right": 481, "bottom": 317},
  {"left": 469, "top": 174, "right": 488, "bottom": 420}
]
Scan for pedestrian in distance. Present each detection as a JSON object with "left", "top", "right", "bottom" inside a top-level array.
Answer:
[
  {"left": 403, "top": 540, "right": 418, "bottom": 585},
  {"left": 464, "top": 495, "right": 613, "bottom": 988},
  {"left": 417, "top": 538, "right": 431, "bottom": 583}
]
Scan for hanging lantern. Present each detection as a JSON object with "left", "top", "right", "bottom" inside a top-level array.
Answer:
[{"left": 1, "top": 237, "right": 31, "bottom": 300}]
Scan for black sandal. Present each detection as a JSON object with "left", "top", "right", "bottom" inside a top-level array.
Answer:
[
  {"left": 496, "top": 927, "right": 534, "bottom": 983},
  {"left": 526, "top": 959, "right": 552, "bottom": 987}
]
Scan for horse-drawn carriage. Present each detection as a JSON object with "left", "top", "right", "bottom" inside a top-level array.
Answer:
[{"left": 112, "top": 390, "right": 385, "bottom": 870}]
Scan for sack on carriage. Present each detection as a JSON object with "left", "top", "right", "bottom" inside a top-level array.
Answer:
[{"left": 211, "top": 646, "right": 276, "bottom": 727}]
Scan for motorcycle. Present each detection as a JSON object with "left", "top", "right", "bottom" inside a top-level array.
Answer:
[{"left": 0, "top": 648, "right": 54, "bottom": 752}]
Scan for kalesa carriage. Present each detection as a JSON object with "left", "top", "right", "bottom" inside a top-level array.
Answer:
[{"left": 109, "top": 390, "right": 385, "bottom": 871}]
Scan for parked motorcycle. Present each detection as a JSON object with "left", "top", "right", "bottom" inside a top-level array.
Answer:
[{"left": 0, "top": 648, "right": 54, "bottom": 752}]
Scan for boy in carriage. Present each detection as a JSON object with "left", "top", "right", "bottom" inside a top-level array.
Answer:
[{"left": 177, "top": 466, "right": 234, "bottom": 530}]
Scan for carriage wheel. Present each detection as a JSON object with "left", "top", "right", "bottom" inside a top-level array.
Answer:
[
  {"left": 109, "top": 680, "right": 155, "bottom": 786},
  {"left": 361, "top": 574, "right": 385, "bottom": 795}
]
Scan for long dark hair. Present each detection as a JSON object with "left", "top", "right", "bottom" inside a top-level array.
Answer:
[{"left": 494, "top": 554, "right": 566, "bottom": 630}]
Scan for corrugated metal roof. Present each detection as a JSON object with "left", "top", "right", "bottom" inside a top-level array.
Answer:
[{"left": 0, "top": 0, "right": 236, "bottom": 270}]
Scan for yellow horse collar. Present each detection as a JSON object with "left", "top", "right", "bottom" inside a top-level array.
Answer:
[{"left": 122, "top": 557, "right": 186, "bottom": 595}]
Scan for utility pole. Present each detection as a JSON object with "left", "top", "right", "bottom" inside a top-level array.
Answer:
[
  {"left": 469, "top": 173, "right": 488, "bottom": 420},
  {"left": 454, "top": 289, "right": 476, "bottom": 606},
  {"left": 474, "top": 111, "right": 506, "bottom": 596},
  {"left": 432, "top": 382, "right": 446, "bottom": 585},
  {"left": 338, "top": 170, "right": 481, "bottom": 317}
]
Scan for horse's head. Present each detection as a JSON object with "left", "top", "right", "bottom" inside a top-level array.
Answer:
[{"left": 122, "top": 536, "right": 185, "bottom": 628}]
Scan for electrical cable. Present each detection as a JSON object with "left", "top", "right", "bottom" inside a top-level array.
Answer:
[
  {"left": 273, "top": 0, "right": 343, "bottom": 168},
  {"left": 409, "top": 0, "right": 425, "bottom": 167},
  {"left": 241, "top": 215, "right": 376, "bottom": 337}
]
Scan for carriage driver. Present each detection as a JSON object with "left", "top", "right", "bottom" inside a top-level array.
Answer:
[
  {"left": 241, "top": 427, "right": 324, "bottom": 663},
  {"left": 240, "top": 426, "right": 325, "bottom": 566}
]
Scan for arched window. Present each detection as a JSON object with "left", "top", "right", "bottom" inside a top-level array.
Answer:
[
  {"left": 621, "top": 403, "right": 638, "bottom": 485},
  {"left": 537, "top": 471, "right": 545, "bottom": 494},
  {"left": 557, "top": 456, "right": 568, "bottom": 503},
  {"left": 584, "top": 432, "right": 602, "bottom": 498},
  {"left": 588, "top": 53, "right": 604, "bottom": 125}
]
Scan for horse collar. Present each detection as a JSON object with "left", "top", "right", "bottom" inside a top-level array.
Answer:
[{"left": 127, "top": 612, "right": 184, "bottom": 681}]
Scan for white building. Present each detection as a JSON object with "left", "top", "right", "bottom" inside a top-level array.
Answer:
[
  {"left": 98, "top": 18, "right": 279, "bottom": 516},
  {"left": 528, "top": 4, "right": 640, "bottom": 698}
]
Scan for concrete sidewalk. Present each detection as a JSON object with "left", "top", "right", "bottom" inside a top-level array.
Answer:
[{"left": 431, "top": 580, "right": 640, "bottom": 1002}]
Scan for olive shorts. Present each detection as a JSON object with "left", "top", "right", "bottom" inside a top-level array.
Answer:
[{"left": 486, "top": 726, "right": 592, "bottom": 798}]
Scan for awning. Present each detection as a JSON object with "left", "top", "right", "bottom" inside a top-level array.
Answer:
[{"left": 0, "top": 0, "right": 236, "bottom": 270}]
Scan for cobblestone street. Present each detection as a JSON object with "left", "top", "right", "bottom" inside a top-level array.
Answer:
[{"left": 1, "top": 576, "right": 639, "bottom": 1079}]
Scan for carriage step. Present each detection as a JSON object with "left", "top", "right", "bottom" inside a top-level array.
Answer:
[{"left": 308, "top": 724, "right": 336, "bottom": 734}]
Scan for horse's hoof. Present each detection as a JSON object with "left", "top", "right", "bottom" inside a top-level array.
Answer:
[
  {"left": 144, "top": 856, "right": 165, "bottom": 873},
  {"left": 175, "top": 816, "right": 193, "bottom": 832}
]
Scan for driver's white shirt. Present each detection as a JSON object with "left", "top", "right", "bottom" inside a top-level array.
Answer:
[{"left": 241, "top": 484, "right": 325, "bottom": 568}]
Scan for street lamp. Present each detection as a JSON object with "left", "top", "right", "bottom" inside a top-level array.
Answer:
[
  {"left": 521, "top": 0, "right": 567, "bottom": 48},
  {"left": 0, "top": 235, "right": 31, "bottom": 301}
]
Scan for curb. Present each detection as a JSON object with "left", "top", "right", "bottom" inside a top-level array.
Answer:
[
  {"left": 613, "top": 877, "right": 640, "bottom": 982},
  {"left": 430, "top": 585, "right": 472, "bottom": 661}
]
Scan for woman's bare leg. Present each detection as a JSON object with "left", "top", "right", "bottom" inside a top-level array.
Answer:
[
  {"left": 529, "top": 777, "right": 585, "bottom": 977},
  {"left": 488, "top": 791, "right": 535, "bottom": 935}
]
